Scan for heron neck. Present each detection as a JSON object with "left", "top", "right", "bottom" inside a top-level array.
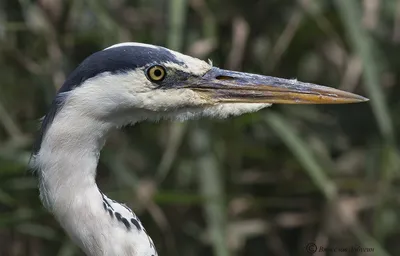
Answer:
[
  {"left": 36, "top": 111, "right": 114, "bottom": 254},
  {"left": 35, "top": 109, "right": 157, "bottom": 256},
  {"left": 37, "top": 112, "right": 111, "bottom": 203}
]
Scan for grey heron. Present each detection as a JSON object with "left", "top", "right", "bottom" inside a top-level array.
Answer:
[{"left": 30, "top": 42, "right": 368, "bottom": 256}]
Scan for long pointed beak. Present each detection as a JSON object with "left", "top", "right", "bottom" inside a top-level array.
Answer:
[{"left": 191, "top": 67, "right": 368, "bottom": 104}]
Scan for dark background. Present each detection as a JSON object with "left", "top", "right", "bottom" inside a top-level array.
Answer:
[{"left": 0, "top": 0, "right": 399, "bottom": 255}]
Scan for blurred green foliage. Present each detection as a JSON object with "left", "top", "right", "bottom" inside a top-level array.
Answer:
[{"left": 0, "top": 0, "right": 399, "bottom": 255}]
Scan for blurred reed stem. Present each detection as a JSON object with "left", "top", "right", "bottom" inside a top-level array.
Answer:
[
  {"left": 334, "top": 0, "right": 394, "bottom": 142},
  {"left": 265, "top": 112, "right": 336, "bottom": 200},
  {"left": 168, "top": 0, "right": 229, "bottom": 252},
  {"left": 190, "top": 124, "right": 228, "bottom": 256},
  {"left": 168, "top": 0, "right": 188, "bottom": 51},
  {"left": 265, "top": 112, "right": 391, "bottom": 256},
  {"left": 334, "top": 0, "right": 398, "bottom": 245},
  {"left": 155, "top": 0, "right": 189, "bottom": 184}
]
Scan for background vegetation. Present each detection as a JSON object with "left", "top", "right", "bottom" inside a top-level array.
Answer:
[{"left": 0, "top": 0, "right": 399, "bottom": 255}]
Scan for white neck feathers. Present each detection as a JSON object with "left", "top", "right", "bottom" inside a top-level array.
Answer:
[{"left": 33, "top": 106, "right": 156, "bottom": 256}]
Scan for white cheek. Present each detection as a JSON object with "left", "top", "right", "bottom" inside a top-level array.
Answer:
[
  {"left": 148, "top": 103, "right": 272, "bottom": 123},
  {"left": 201, "top": 103, "right": 271, "bottom": 118},
  {"left": 64, "top": 71, "right": 154, "bottom": 117},
  {"left": 135, "top": 89, "right": 208, "bottom": 111}
]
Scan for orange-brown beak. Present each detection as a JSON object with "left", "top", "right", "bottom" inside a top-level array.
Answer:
[{"left": 190, "top": 67, "right": 368, "bottom": 104}]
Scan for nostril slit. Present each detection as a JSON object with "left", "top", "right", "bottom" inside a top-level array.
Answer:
[{"left": 216, "top": 75, "right": 235, "bottom": 80}]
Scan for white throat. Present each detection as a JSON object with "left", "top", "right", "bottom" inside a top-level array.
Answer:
[{"left": 32, "top": 107, "right": 157, "bottom": 256}]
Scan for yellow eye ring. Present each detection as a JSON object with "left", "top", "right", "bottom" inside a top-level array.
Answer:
[{"left": 147, "top": 65, "right": 166, "bottom": 82}]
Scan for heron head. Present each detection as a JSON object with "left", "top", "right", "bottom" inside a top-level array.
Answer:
[
  {"left": 59, "top": 43, "right": 367, "bottom": 122},
  {"left": 34, "top": 42, "right": 368, "bottom": 153}
]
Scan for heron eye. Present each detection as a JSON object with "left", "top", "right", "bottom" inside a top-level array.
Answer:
[{"left": 147, "top": 65, "right": 166, "bottom": 82}]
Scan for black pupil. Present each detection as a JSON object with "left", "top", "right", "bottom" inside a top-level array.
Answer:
[{"left": 154, "top": 69, "right": 162, "bottom": 77}]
